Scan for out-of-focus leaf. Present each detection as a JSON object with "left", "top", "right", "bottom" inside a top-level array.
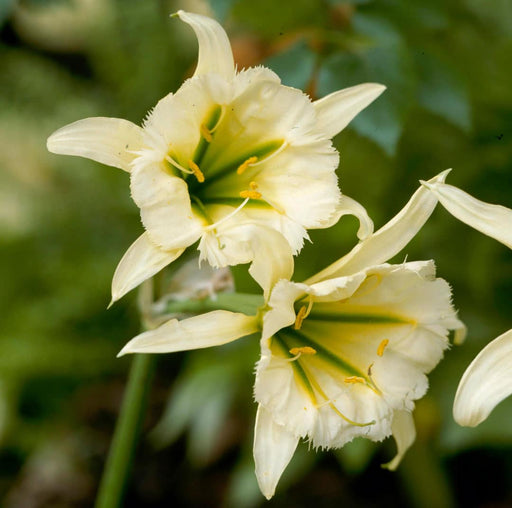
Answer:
[
  {"left": 0, "top": 0, "right": 16, "bottom": 27},
  {"left": 210, "top": 0, "right": 235, "bottom": 21},
  {"left": 416, "top": 52, "right": 471, "bottom": 132},
  {"left": 265, "top": 39, "right": 315, "bottom": 90},
  {"left": 231, "top": 0, "right": 326, "bottom": 38},
  {"left": 335, "top": 438, "right": 376, "bottom": 474},
  {"left": 150, "top": 361, "right": 238, "bottom": 465},
  {"left": 318, "top": 13, "right": 416, "bottom": 154}
]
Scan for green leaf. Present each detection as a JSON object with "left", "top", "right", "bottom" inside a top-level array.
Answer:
[
  {"left": 318, "top": 13, "right": 417, "bottom": 154},
  {"left": 416, "top": 52, "right": 471, "bottom": 131},
  {"left": 265, "top": 39, "right": 316, "bottom": 90}
]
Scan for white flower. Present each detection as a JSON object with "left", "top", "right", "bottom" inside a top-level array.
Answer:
[
  {"left": 118, "top": 171, "right": 464, "bottom": 499},
  {"left": 47, "top": 10, "right": 384, "bottom": 304},
  {"left": 420, "top": 182, "right": 512, "bottom": 427}
]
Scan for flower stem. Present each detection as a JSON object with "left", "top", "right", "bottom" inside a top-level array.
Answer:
[{"left": 95, "top": 353, "right": 157, "bottom": 508}]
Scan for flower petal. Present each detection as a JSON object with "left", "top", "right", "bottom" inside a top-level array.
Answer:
[
  {"left": 47, "top": 117, "right": 143, "bottom": 172},
  {"left": 420, "top": 182, "right": 512, "bottom": 249},
  {"left": 111, "top": 232, "right": 184, "bottom": 305},
  {"left": 248, "top": 227, "right": 294, "bottom": 300},
  {"left": 313, "top": 83, "right": 386, "bottom": 138},
  {"left": 253, "top": 404, "right": 299, "bottom": 500},
  {"left": 334, "top": 194, "right": 374, "bottom": 240},
  {"left": 307, "top": 170, "right": 451, "bottom": 283},
  {"left": 130, "top": 166, "right": 204, "bottom": 251},
  {"left": 176, "top": 10, "right": 235, "bottom": 81},
  {"left": 382, "top": 410, "right": 416, "bottom": 471},
  {"left": 118, "top": 310, "right": 259, "bottom": 356},
  {"left": 453, "top": 328, "right": 512, "bottom": 427}
]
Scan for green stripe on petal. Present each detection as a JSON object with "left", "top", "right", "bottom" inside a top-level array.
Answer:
[
  {"left": 272, "top": 335, "right": 317, "bottom": 403},
  {"left": 278, "top": 328, "right": 370, "bottom": 382}
]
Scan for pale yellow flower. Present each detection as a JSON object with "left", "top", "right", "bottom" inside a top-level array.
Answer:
[
  {"left": 119, "top": 172, "right": 465, "bottom": 499},
  {"left": 47, "top": 11, "right": 384, "bottom": 304}
]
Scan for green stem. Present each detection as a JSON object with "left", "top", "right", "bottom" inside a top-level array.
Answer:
[
  {"left": 95, "top": 354, "right": 157, "bottom": 508},
  {"left": 165, "top": 292, "right": 264, "bottom": 316}
]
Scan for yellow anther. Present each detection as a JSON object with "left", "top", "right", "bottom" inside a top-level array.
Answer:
[
  {"left": 294, "top": 305, "right": 308, "bottom": 330},
  {"left": 377, "top": 339, "right": 389, "bottom": 357},
  {"left": 289, "top": 346, "right": 317, "bottom": 356},
  {"left": 200, "top": 123, "right": 213, "bottom": 142},
  {"left": 236, "top": 156, "right": 258, "bottom": 175},
  {"left": 250, "top": 181, "right": 258, "bottom": 190},
  {"left": 345, "top": 376, "right": 366, "bottom": 385},
  {"left": 239, "top": 190, "right": 262, "bottom": 199},
  {"left": 188, "top": 159, "right": 205, "bottom": 183}
]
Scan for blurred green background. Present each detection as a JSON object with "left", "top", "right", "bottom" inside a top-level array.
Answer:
[{"left": 1, "top": 0, "right": 511, "bottom": 506}]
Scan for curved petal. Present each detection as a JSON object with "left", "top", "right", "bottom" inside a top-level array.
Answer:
[
  {"left": 307, "top": 170, "right": 450, "bottom": 284},
  {"left": 111, "top": 232, "right": 184, "bottom": 305},
  {"left": 333, "top": 194, "right": 374, "bottom": 240},
  {"left": 382, "top": 410, "right": 416, "bottom": 471},
  {"left": 420, "top": 182, "right": 512, "bottom": 249},
  {"left": 253, "top": 404, "right": 299, "bottom": 500},
  {"left": 176, "top": 10, "right": 235, "bottom": 81},
  {"left": 453, "top": 329, "right": 512, "bottom": 427},
  {"left": 313, "top": 83, "right": 386, "bottom": 138},
  {"left": 130, "top": 166, "right": 204, "bottom": 251},
  {"left": 248, "top": 226, "right": 294, "bottom": 300},
  {"left": 118, "top": 310, "right": 259, "bottom": 356},
  {"left": 47, "top": 117, "right": 143, "bottom": 172}
]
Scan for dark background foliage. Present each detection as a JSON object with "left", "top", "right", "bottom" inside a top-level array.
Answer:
[{"left": 0, "top": 0, "right": 511, "bottom": 506}]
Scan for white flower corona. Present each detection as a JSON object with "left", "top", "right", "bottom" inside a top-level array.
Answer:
[
  {"left": 118, "top": 173, "right": 465, "bottom": 499},
  {"left": 47, "top": 10, "right": 385, "bottom": 304}
]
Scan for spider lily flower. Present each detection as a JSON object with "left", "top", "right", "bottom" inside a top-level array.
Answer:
[
  {"left": 420, "top": 183, "right": 512, "bottom": 427},
  {"left": 119, "top": 171, "right": 464, "bottom": 499},
  {"left": 47, "top": 10, "right": 384, "bottom": 304}
]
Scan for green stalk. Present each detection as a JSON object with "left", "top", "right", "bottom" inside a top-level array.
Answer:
[{"left": 95, "top": 354, "right": 156, "bottom": 508}]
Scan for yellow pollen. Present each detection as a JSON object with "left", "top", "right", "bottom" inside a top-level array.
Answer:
[
  {"left": 294, "top": 305, "right": 308, "bottom": 330},
  {"left": 236, "top": 156, "right": 258, "bottom": 175},
  {"left": 200, "top": 123, "right": 213, "bottom": 142},
  {"left": 377, "top": 339, "right": 389, "bottom": 357},
  {"left": 188, "top": 160, "right": 205, "bottom": 183},
  {"left": 345, "top": 376, "right": 366, "bottom": 385},
  {"left": 239, "top": 190, "right": 262, "bottom": 199},
  {"left": 250, "top": 181, "right": 258, "bottom": 190},
  {"left": 289, "top": 346, "right": 317, "bottom": 356}
]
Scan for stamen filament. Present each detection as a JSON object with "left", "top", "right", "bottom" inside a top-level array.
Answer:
[
  {"left": 203, "top": 197, "right": 250, "bottom": 232},
  {"left": 249, "top": 141, "right": 288, "bottom": 167},
  {"left": 165, "top": 154, "right": 193, "bottom": 174}
]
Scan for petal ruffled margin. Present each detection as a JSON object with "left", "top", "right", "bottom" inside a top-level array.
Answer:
[
  {"left": 110, "top": 232, "right": 184, "bottom": 305},
  {"left": 307, "top": 170, "right": 451, "bottom": 284},
  {"left": 118, "top": 310, "right": 259, "bottom": 356},
  {"left": 453, "top": 328, "right": 512, "bottom": 427},
  {"left": 253, "top": 404, "right": 299, "bottom": 500},
  {"left": 176, "top": 10, "right": 235, "bottom": 81},
  {"left": 47, "top": 117, "right": 143, "bottom": 172},
  {"left": 420, "top": 181, "right": 512, "bottom": 249},
  {"left": 313, "top": 83, "right": 386, "bottom": 138}
]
